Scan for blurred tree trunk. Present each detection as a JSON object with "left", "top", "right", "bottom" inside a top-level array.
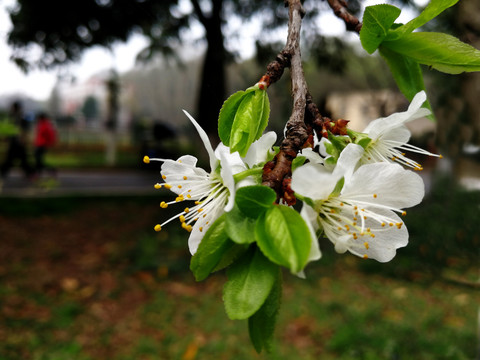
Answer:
[
  {"left": 105, "top": 71, "right": 120, "bottom": 166},
  {"left": 436, "top": 0, "right": 480, "bottom": 160},
  {"left": 193, "top": 0, "right": 226, "bottom": 145}
]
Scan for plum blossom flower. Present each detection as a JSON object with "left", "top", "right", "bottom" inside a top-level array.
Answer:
[
  {"left": 291, "top": 144, "right": 424, "bottom": 262},
  {"left": 360, "top": 91, "right": 441, "bottom": 170},
  {"left": 144, "top": 110, "right": 275, "bottom": 254}
]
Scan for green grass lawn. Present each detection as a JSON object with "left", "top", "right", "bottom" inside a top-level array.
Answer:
[{"left": 0, "top": 176, "right": 478, "bottom": 359}]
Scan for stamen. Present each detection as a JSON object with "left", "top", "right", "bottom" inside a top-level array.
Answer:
[
  {"left": 154, "top": 183, "right": 162, "bottom": 189},
  {"left": 154, "top": 224, "right": 161, "bottom": 232},
  {"left": 143, "top": 156, "right": 150, "bottom": 164}
]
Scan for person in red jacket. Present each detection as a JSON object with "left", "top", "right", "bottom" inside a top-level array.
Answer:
[{"left": 34, "top": 112, "right": 57, "bottom": 176}]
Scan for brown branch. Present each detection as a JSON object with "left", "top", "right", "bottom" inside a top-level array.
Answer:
[
  {"left": 326, "top": 0, "right": 362, "bottom": 33},
  {"left": 262, "top": 0, "right": 310, "bottom": 203}
]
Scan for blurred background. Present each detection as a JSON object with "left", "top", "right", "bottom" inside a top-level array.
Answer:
[{"left": 0, "top": 0, "right": 479, "bottom": 359}]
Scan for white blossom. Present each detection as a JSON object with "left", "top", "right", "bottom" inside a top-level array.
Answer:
[
  {"left": 360, "top": 91, "right": 441, "bottom": 170},
  {"left": 145, "top": 110, "right": 275, "bottom": 254},
  {"left": 292, "top": 144, "right": 424, "bottom": 262}
]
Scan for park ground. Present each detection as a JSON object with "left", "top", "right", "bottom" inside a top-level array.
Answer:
[{"left": 0, "top": 175, "right": 479, "bottom": 359}]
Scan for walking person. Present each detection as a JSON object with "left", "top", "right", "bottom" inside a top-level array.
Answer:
[
  {"left": 34, "top": 112, "right": 57, "bottom": 177},
  {"left": 0, "top": 101, "right": 35, "bottom": 182}
]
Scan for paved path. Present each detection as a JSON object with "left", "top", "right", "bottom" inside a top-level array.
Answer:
[{"left": 0, "top": 169, "right": 160, "bottom": 197}]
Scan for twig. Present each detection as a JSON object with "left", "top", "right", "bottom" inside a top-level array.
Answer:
[
  {"left": 262, "top": 0, "right": 310, "bottom": 203},
  {"left": 326, "top": 0, "right": 362, "bottom": 33}
]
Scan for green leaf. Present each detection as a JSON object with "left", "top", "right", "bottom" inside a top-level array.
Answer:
[
  {"left": 190, "top": 214, "right": 234, "bottom": 281},
  {"left": 387, "top": 0, "right": 459, "bottom": 40},
  {"left": 218, "top": 90, "right": 248, "bottom": 145},
  {"left": 223, "top": 247, "right": 279, "bottom": 320},
  {"left": 291, "top": 155, "right": 306, "bottom": 172},
  {"left": 360, "top": 4, "right": 401, "bottom": 54},
  {"left": 212, "top": 242, "right": 249, "bottom": 273},
  {"left": 255, "top": 205, "right": 311, "bottom": 273},
  {"left": 254, "top": 90, "right": 270, "bottom": 141},
  {"left": 383, "top": 32, "right": 480, "bottom": 74},
  {"left": 378, "top": 45, "right": 434, "bottom": 119},
  {"left": 248, "top": 269, "right": 282, "bottom": 354},
  {"left": 230, "top": 89, "right": 270, "bottom": 157},
  {"left": 235, "top": 185, "right": 277, "bottom": 219},
  {"left": 225, "top": 204, "right": 257, "bottom": 244}
]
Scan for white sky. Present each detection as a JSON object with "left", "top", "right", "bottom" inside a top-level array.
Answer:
[{"left": 0, "top": 0, "right": 423, "bottom": 102}]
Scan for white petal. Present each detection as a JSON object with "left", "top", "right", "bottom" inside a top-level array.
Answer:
[
  {"left": 188, "top": 206, "right": 225, "bottom": 255},
  {"left": 300, "top": 204, "right": 322, "bottom": 262},
  {"left": 243, "top": 131, "right": 277, "bottom": 167},
  {"left": 348, "top": 210, "right": 408, "bottom": 262},
  {"left": 378, "top": 124, "right": 411, "bottom": 144},
  {"left": 292, "top": 163, "right": 339, "bottom": 200},
  {"left": 218, "top": 149, "right": 239, "bottom": 212},
  {"left": 300, "top": 148, "right": 324, "bottom": 164},
  {"left": 342, "top": 162, "right": 425, "bottom": 209},
  {"left": 332, "top": 143, "right": 364, "bottom": 182},
  {"left": 363, "top": 91, "right": 430, "bottom": 139},
  {"left": 183, "top": 110, "right": 217, "bottom": 171},
  {"left": 215, "top": 143, "right": 246, "bottom": 176},
  {"left": 160, "top": 157, "right": 209, "bottom": 195}
]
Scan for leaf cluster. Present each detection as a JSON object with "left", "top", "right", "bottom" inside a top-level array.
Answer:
[
  {"left": 190, "top": 185, "right": 312, "bottom": 353},
  {"left": 359, "top": 0, "right": 480, "bottom": 113}
]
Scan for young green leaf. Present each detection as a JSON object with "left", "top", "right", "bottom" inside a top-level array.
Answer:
[
  {"left": 387, "top": 0, "right": 459, "bottom": 40},
  {"left": 248, "top": 269, "right": 282, "bottom": 354},
  {"left": 223, "top": 247, "right": 279, "bottom": 320},
  {"left": 360, "top": 4, "right": 401, "bottom": 54},
  {"left": 235, "top": 185, "right": 277, "bottom": 219},
  {"left": 230, "top": 89, "right": 270, "bottom": 157},
  {"left": 190, "top": 214, "right": 234, "bottom": 281},
  {"left": 218, "top": 90, "right": 248, "bottom": 146},
  {"left": 255, "top": 205, "right": 311, "bottom": 274},
  {"left": 254, "top": 90, "right": 270, "bottom": 141},
  {"left": 225, "top": 204, "right": 257, "bottom": 244},
  {"left": 383, "top": 32, "right": 480, "bottom": 74},
  {"left": 378, "top": 46, "right": 434, "bottom": 120}
]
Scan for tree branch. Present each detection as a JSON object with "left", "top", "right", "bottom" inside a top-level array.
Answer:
[
  {"left": 262, "top": 0, "right": 310, "bottom": 203},
  {"left": 326, "top": 0, "right": 362, "bottom": 33}
]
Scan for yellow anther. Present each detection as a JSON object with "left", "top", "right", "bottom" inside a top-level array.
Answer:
[
  {"left": 162, "top": 175, "right": 167, "bottom": 180},
  {"left": 198, "top": 208, "right": 204, "bottom": 213},
  {"left": 199, "top": 227, "right": 203, "bottom": 232},
  {"left": 370, "top": 234, "right": 375, "bottom": 238},
  {"left": 160, "top": 201, "right": 168, "bottom": 208},
  {"left": 363, "top": 254, "right": 368, "bottom": 259},
  {"left": 340, "top": 202, "right": 344, "bottom": 206},
  {"left": 366, "top": 228, "right": 371, "bottom": 232},
  {"left": 183, "top": 176, "right": 188, "bottom": 180},
  {"left": 368, "top": 157, "right": 371, "bottom": 160},
  {"left": 179, "top": 215, "right": 186, "bottom": 223},
  {"left": 364, "top": 242, "right": 369, "bottom": 249},
  {"left": 195, "top": 201, "right": 200, "bottom": 205},
  {"left": 338, "top": 227, "right": 342, "bottom": 231},
  {"left": 402, "top": 211, "right": 407, "bottom": 216},
  {"left": 187, "top": 194, "right": 192, "bottom": 199},
  {"left": 353, "top": 233, "right": 358, "bottom": 240},
  {"left": 345, "top": 225, "right": 350, "bottom": 231},
  {"left": 193, "top": 217, "right": 199, "bottom": 221},
  {"left": 186, "top": 225, "right": 192, "bottom": 232},
  {"left": 354, "top": 206, "right": 358, "bottom": 210},
  {"left": 143, "top": 156, "right": 150, "bottom": 164},
  {"left": 363, "top": 216, "right": 367, "bottom": 220},
  {"left": 396, "top": 222, "right": 403, "bottom": 229},
  {"left": 439, "top": 154, "right": 443, "bottom": 159},
  {"left": 353, "top": 222, "right": 357, "bottom": 226},
  {"left": 373, "top": 194, "right": 377, "bottom": 198},
  {"left": 154, "top": 183, "right": 162, "bottom": 189},
  {"left": 178, "top": 185, "right": 182, "bottom": 189},
  {"left": 175, "top": 195, "right": 184, "bottom": 202},
  {"left": 353, "top": 217, "right": 358, "bottom": 221},
  {"left": 164, "top": 184, "right": 172, "bottom": 189},
  {"left": 184, "top": 207, "right": 190, "bottom": 213},
  {"left": 154, "top": 224, "right": 162, "bottom": 232},
  {"left": 381, "top": 222, "right": 386, "bottom": 227},
  {"left": 389, "top": 222, "right": 394, "bottom": 227},
  {"left": 178, "top": 160, "right": 182, "bottom": 163},
  {"left": 181, "top": 222, "right": 188, "bottom": 229},
  {"left": 330, "top": 209, "right": 336, "bottom": 214}
]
